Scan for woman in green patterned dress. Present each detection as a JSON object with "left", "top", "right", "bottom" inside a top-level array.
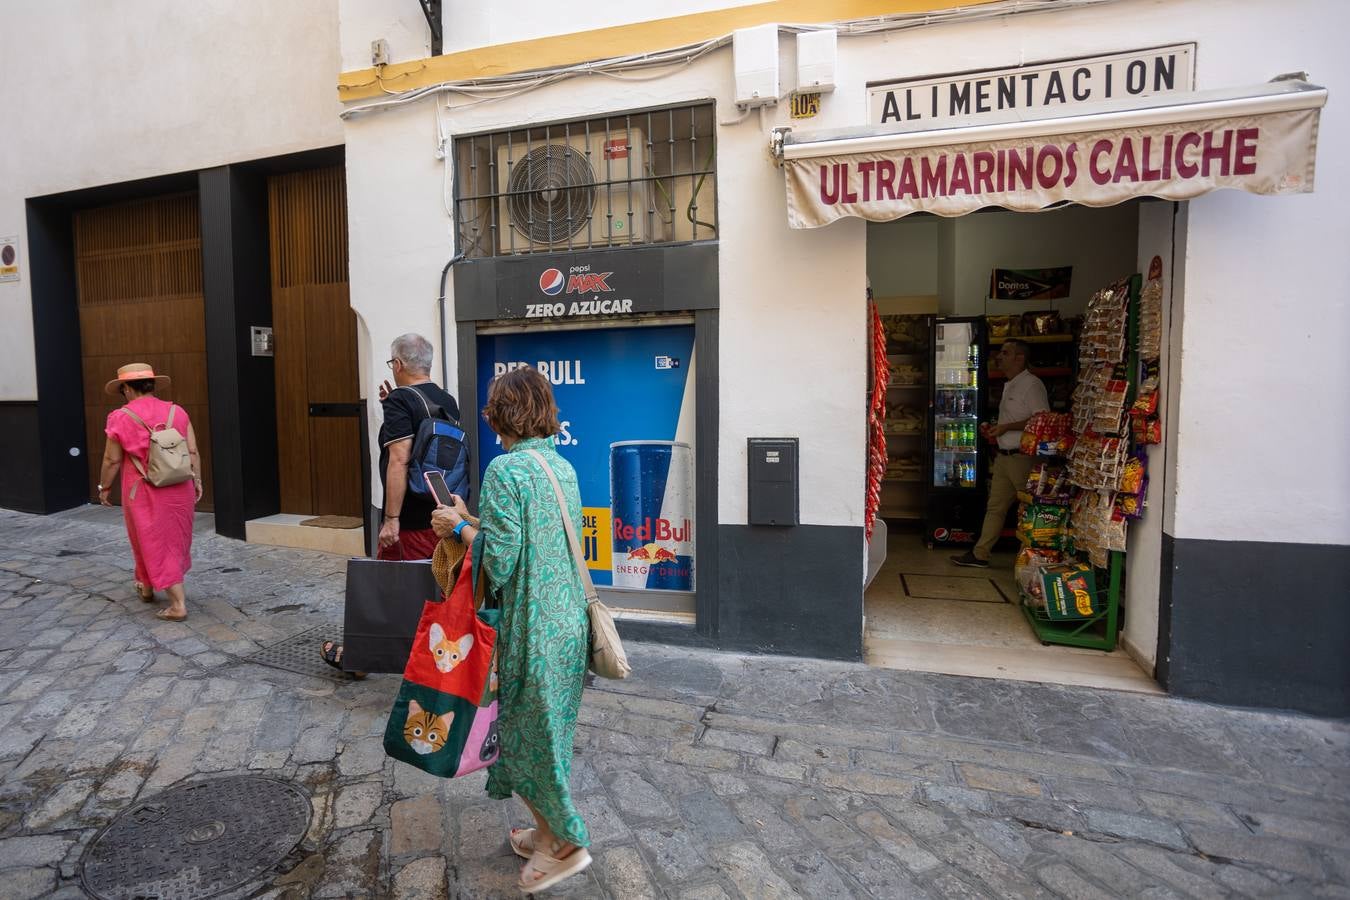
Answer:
[{"left": 432, "top": 366, "right": 592, "bottom": 893}]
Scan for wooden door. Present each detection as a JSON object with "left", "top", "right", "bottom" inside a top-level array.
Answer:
[
  {"left": 75, "top": 193, "right": 213, "bottom": 509},
  {"left": 269, "top": 166, "right": 361, "bottom": 517}
]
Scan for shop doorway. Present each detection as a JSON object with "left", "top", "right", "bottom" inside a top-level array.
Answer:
[
  {"left": 267, "top": 166, "right": 362, "bottom": 519},
  {"left": 863, "top": 201, "right": 1177, "bottom": 693},
  {"left": 75, "top": 192, "right": 214, "bottom": 510}
]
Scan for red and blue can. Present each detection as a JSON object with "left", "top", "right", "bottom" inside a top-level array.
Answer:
[{"left": 609, "top": 441, "right": 694, "bottom": 591}]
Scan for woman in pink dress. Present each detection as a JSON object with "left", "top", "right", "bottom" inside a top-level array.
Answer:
[{"left": 96, "top": 363, "right": 203, "bottom": 621}]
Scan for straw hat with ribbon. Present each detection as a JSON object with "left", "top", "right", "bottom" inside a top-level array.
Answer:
[{"left": 104, "top": 363, "right": 171, "bottom": 396}]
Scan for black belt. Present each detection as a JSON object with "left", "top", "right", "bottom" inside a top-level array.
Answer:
[{"left": 997, "top": 448, "right": 1020, "bottom": 456}]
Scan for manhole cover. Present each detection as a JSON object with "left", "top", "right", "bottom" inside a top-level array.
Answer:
[
  {"left": 241, "top": 623, "right": 358, "bottom": 683},
  {"left": 79, "top": 775, "right": 312, "bottom": 900}
]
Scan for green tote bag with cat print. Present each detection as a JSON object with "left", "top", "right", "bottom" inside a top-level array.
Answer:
[{"left": 383, "top": 544, "right": 501, "bottom": 778}]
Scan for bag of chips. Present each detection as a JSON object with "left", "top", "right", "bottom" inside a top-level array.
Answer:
[
  {"left": 1015, "top": 547, "right": 1063, "bottom": 607},
  {"left": 1017, "top": 503, "right": 1070, "bottom": 549}
]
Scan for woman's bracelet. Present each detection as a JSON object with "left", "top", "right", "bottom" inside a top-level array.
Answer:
[{"left": 452, "top": 520, "right": 471, "bottom": 542}]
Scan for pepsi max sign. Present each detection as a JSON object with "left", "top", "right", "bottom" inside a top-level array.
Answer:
[
  {"left": 457, "top": 245, "right": 717, "bottom": 323},
  {"left": 525, "top": 263, "right": 634, "bottom": 318}
]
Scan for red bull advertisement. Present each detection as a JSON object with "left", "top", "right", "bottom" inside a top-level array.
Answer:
[
  {"left": 610, "top": 441, "right": 694, "bottom": 591},
  {"left": 477, "top": 324, "right": 696, "bottom": 593}
]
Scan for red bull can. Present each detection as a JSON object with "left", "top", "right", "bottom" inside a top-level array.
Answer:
[{"left": 609, "top": 441, "right": 694, "bottom": 590}]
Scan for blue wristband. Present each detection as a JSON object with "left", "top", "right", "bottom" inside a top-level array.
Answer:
[{"left": 452, "top": 520, "right": 469, "bottom": 542}]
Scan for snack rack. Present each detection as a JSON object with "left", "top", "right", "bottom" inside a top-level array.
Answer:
[
  {"left": 1018, "top": 274, "right": 1140, "bottom": 651},
  {"left": 878, "top": 313, "right": 931, "bottom": 520}
]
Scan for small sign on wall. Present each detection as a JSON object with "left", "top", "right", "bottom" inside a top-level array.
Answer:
[
  {"left": 251, "top": 325, "right": 274, "bottom": 357},
  {"left": 0, "top": 236, "right": 19, "bottom": 283},
  {"left": 790, "top": 92, "right": 821, "bottom": 119},
  {"left": 990, "top": 267, "right": 1072, "bottom": 301}
]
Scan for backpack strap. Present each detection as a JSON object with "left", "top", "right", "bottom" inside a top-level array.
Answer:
[
  {"left": 396, "top": 384, "right": 451, "bottom": 423},
  {"left": 119, "top": 408, "right": 154, "bottom": 482}
]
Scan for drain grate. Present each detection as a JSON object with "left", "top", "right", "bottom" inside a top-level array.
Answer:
[
  {"left": 80, "top": 775, "right": 311, "bottom": 900},
  {"left": 241, "top": 623, "right": 358, "bottom": 683}
]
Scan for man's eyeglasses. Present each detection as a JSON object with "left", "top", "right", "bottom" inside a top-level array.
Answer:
[{"left": 385, "top": 358, "right": 400, "bottom": 370}]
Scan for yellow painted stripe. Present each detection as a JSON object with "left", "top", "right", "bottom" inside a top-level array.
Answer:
[{"left": 338, "top": 0, "right": 1000, "bottom": 102}]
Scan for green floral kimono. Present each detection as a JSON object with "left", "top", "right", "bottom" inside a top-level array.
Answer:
[{"left": 476, "top": 437, "right": 590, "bottom": 847}]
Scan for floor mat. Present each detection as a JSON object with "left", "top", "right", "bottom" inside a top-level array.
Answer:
[
  {"left": 901, "top": 572, "right": 1005, "bottom": 603},
  {"left": 299, "top": 515, "right": 364, "bottom": 529}
]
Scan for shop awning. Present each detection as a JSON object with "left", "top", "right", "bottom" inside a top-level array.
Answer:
[{"left": 777, "top": 80, "right": 1328, "bottom": 228}]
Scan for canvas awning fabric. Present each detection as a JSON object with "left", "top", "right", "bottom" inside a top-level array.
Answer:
[{"left": 778, "top": 80, "right": 1327, "bottom": 228}]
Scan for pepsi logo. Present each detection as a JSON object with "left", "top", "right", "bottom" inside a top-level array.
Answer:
[
  {"left": 538, "top": 268, "right": 565, "bottom": 296},
  {"left": 933, "top": 528, "right": 950, "bottom": 541}
]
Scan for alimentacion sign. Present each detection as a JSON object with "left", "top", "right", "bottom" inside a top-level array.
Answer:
[{"left": 869, "top": 45, "right": 1195, "bottom": 128}]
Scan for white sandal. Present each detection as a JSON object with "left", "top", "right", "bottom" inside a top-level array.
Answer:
[
  {"left": 508, "top": 827, "right": 536, "bottom": 859},
  {"left": 518, "top": 847, "right": 592, "bottom": 893}
]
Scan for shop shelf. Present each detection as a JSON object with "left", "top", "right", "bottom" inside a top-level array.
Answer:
[
  {"left": 888, "top": 383, "right": 926, "bottom": 390},
  {"left": 1018, "top": 557, "right": 1120, "bottom": 651},
  {"left": 989, "top": 334, "right": 1075, "bottom": 344},
  {"left": 883, "top": 475, "right": 924, "bottom": 484}
]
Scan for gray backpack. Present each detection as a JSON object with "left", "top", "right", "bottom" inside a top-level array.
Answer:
[{"left": 121, "top": 406, "right": 192, "bottom": 491}]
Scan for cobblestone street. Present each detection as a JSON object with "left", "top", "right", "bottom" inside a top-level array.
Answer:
[{"left": 0, "top": 506, "right": 1346, "bottom": 899}]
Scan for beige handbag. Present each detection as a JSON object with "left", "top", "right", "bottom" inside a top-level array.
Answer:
[{"left": 525, "top": 449, "right": 632, "bottom": 680}]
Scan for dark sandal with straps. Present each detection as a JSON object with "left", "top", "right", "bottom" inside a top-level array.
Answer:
[{"left": 320, "top": 641, "right": 366, "bottom": 679}]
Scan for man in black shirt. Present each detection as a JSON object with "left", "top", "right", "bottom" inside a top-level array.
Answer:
[
  {"left": 376, "top": 332, "right": 461, "bottom": 560},
  {"left": 321, "top": 332, "right": 461, "bottom": 674}
]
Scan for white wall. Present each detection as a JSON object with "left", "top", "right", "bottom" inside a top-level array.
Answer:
[
  {"left": 441, "top": 0, "right": 764, "bottom": 54},
  {"left": 869, "top": 205, "right": 1139, "bottom": 317},
  {"left": 339, "top": 0, "right": 765, "bottom": 72},
  {"left": 868, "top": 218, "right": 940, "bottom": 298},
  {"left": 0, "top": 1, "right": 345, "bottom": 401},
  {"left": 951, "top": 206, "right": 1139, "bottom": 318},
  {"left": 1124, "top": 199, "right": 1180, "bottom": 672},
  {"left": 339, "top": 0, "right": 433, "bottom": 69},
  {"left": 344, "top": 100, "right": 459, "bottom": 504}
]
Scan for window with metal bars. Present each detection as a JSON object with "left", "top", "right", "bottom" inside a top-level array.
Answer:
[{"left": 455, "top": 103, "right": 717, "bottom": 258}]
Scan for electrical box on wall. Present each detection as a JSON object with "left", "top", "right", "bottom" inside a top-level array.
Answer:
[
  {"left": 748, "top": 438, "right": 799, "bottom": 526},
  {"left": 795, "top": 29, "right": 837, "bottom": 93},
  {"left": 733, "top": 25, "right": 780, "bottom": 108}
]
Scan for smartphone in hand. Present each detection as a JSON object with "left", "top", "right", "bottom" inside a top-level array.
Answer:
[{"left": 424, "top": 471, "right": 455, "bottom": 508}]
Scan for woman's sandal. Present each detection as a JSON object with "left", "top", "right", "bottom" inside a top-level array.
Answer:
[
  {"left": 319, "top": 641, "right": 367, "bottom": 679},
  {"left": 518, "top": 847, "right": 592, "bottom": 894},
  {"left": 508, "top": 827, "right": 536, "bottom": 859},
  {"left": 155, "top": 608, "right": 187, "bottom": 622},
  {"left": 135, "top": 582, "right": 155, "bottom": 602}
]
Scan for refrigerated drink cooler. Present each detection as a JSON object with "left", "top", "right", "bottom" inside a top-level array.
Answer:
[{"left": 925, "top": 317, "right": 989, "bottom": 547}]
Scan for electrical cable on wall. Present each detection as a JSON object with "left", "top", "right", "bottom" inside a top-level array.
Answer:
[{"left": 339, "top": 0, "right": 1122, "bottom": 120}]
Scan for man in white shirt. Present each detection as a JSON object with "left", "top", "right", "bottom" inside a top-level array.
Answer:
[{"left": 952, "top": 339, "right": 1049, "bottom": 568}]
